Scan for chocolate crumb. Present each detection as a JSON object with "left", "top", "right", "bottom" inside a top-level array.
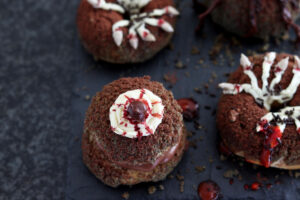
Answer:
[
  {"left": 175, "top": 60, "right": 185, "bottom": 69},
  {"left": 220, "top": 154, "right": 227, "bottom": 161},
  {"left": 163, "top": 72, "right": 178, "bottom": 85},
  {"left": 191, "top": 46, "right": 200, "bottom": 55},
  {"left": 187, "top": 131, "right": 194, "bottom": 138},
  {"left": 168, "top": 174, "right": 174, "bottom": 179},
  {"left": 159, "top": 185, "right": 165, "bottom": 191},
  {"left": 195, "top": 166, "right": 206, "bottom": 173},
  {"left": 194, "top": 87, "right": 202, "bottom": 94},
  {"left": 180, "top": 181, "right": 184, "bottom": 193},
  {"left": 223, "top": 169, "right": 239, "bottom": 179},
  {"left": 84, "top": 95, "right": 91, "bottom": 101},
  {"left": 148, "top": 186, "right": 157, "bottom": 195},
  {"left": 121, "top": 192, "right": 130, "bottom": 199},
  {"left": 198, "top": 59, "right": 204, "bottom": 64},
  {"left": 176, "top": 174, "right": 184, "bottom": 181},
  {"left": 238, "top": 175, "right": 243, "bottom": 181}
]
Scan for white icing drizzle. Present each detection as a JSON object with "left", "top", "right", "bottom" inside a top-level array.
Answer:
[
  {"left": 256, "top": 106, "right": 300, "bottom": 134},
  {"left": 109, "top": 89, "right": 164, "bottom": 139},
  {"left": 87, "top": 0, "right": 179, "bottom": 49},
  {"left": 219, "top": 52, "right": 300, "bottom": 111}
]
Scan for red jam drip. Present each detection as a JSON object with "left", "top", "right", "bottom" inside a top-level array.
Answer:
[
  {"left": 198, "top": 180, "right": 221, "bottom": 200},
  {"left": 257, "top": 120, "right": 282, "bottom": 168},
  {"left": 196, "top": 0, "right": 223, "bottom": 30},
  {"left": 177, "top": 98, "right": 199, "bottom": 121}
]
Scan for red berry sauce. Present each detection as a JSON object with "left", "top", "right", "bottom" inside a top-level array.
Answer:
[
  {"left": 257, "top": 120, "right": 282, "bottom": 168},
  {"left": 244, "top": 182, "right": 261, "bottom": 191},
  {"left": 198, "top": 180, "right": 221, "bottom": 200},
  {"left": 177, "top": 98, "right": 199, "bottom": 121}
]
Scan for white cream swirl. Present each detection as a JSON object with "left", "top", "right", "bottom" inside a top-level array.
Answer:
[{"left": 109, "top": 89, "right": 164, "bottom": 139}]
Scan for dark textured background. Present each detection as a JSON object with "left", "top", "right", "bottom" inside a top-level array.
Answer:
[{"left": 1, "top": 0, "right": 300, "bottom": 200}]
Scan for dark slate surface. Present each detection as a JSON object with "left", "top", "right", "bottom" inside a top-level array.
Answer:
[
  {"left": 1, "top": 0, "right": 300, "bottom": 200},
  {"left": 0, "top": 0, "right": 80, "bottom": 199}
]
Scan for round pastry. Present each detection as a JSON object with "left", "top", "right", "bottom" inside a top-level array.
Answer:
[
  {"left": 82, "top": 76, "right": 187, "bottom": 187},
  {"left": 77, "top": 0, "right": 179, "bottom": 64},
  {"left": 194, "top": 0, "right": 300, "bottom": 40},
  {"left": 217, "top": 52, "right": 300, "bottom": 169}
]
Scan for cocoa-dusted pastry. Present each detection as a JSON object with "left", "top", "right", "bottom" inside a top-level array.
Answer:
[
  {"left": 77, "top": 0, "right": 179, "bottom": 63},
  {"left": 217, "top": 52, "right": 300, "bottom": 169},
  {"left": 82, "top": 76, "right": 187, "bottom": 187},
  {"left": 194, "top": 0, "right": 300, "bottom": 40}
]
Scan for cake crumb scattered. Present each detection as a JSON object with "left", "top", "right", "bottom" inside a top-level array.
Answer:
[
  {"left": 84, "top": 95, "right": 91, "bottom": 101},
  {"left": 175, "top": 60, "right": 185, "bottom": 69},
  {"left": 121, "top": 192, "right": 130, "bottom": 199},
  {"left": 148, "top": 186, "right": 157, "bottom": 194},
  {"left": 191, "top": 46, "right": 200, "bottom": 55},
  {"left": 195, "top": 165, "right": 206, "bottom": 173},
  {"left": 223, "top": 169, "right": 239, "bottom": 179},
  {"left": 176, "top": 174, "right": 184, "bottom": 181},
  {"left": 159, "top": 185, "right": 165, "bottom": 191},
  {"left": 180, "top": 181, "right": 184, "bottom": 193}
]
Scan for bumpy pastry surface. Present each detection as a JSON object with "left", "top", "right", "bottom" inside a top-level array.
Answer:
[
  {"left": 217, "top": 53, "right": 300, "bottom": 169},
  {"left": 82, "top": 76, "right": 187, "bottom": 187}
]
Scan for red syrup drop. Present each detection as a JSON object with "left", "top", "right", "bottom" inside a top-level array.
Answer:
[
  {"left": 244, "top": 182, "right": 262, "bottom": 191},
  {"left": 250, "top": 182, "right": 261, "bottom": 191},
  {"left": 198, "top": 180, "right": 221, "bottom": 200},
  {"left": 257, "top": 120, "right": 282, "bottom": 168},
  {"left": 177, "top": 98, "right": 199, "bottom": 121}
]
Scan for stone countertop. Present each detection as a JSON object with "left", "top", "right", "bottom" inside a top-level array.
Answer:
[{"left": 0, "top": 0, "right": 80, "bottom": 199}]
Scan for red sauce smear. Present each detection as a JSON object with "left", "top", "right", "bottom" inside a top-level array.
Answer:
[
  {"left": 257, "top": 120, "right": 282, "bottom": 168},
  {"left": 198, "top": 180, "right": 221, "bottom": 200},
  {"left": 177, "top": 98, "right": 199, "bottom": 121},
  {"left": 244, "top": 182, "right": 262, "bottom": 191}
]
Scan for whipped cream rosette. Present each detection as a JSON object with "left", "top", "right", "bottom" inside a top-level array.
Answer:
[{"left": 109, "top": 89, "right": 164, "bottom": 139}]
